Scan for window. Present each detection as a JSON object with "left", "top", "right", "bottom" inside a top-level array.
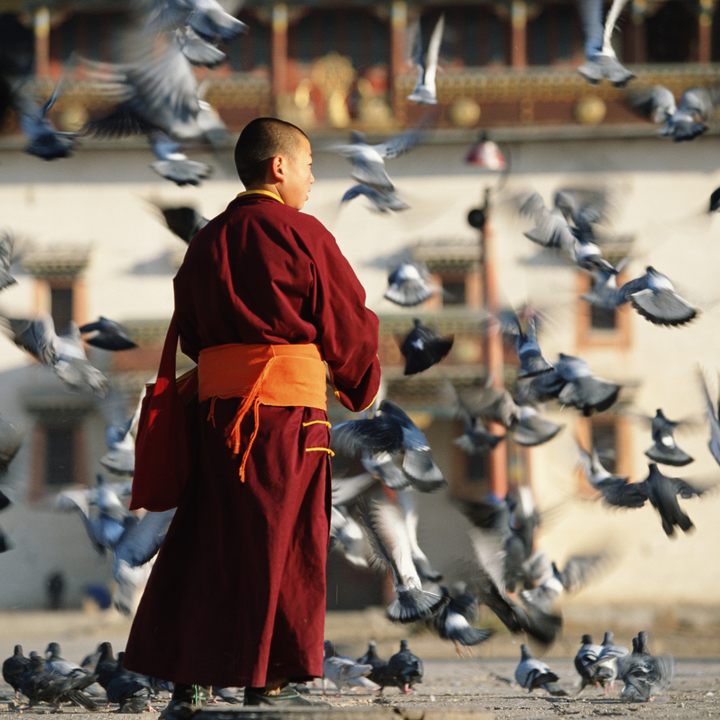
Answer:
[
  {"left": 44, "top": 424, "right": 76, "bottom": 487},
  {"left": 576, "top": 413, "right": 632, "bottom": 496},
  {"left": 441, "top": 276, "right": 468, "bottom": 307},
  {"left": 50, "top": 285, "right": 74, "bottom": 336},
  {"left": 527, "top": 2, "right": 583, "bottom": 66},
  {"left": 576, "top": 271, "right": 632, "bottom": 349}
]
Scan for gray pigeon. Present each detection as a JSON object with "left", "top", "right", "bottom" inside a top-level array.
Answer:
[
  {"left": 618, "top": 632, "right": 674, "bottom": 702},
  {"left": 576, "top": 440, "right": 648, "bottom": 508},
  {"left": 587, "top": 630, "right": 629, "bottom": 688},
  {"left": 697, "top": 369, "right": 720, "bottom": 465},
  {"left": 577, "top": 0, "right": 635, "bottom": 86},
  {"left": 515, "top": 644, "right": 567, "bottom": 695},
  {"left": 430, "top": 582, "right": 494, "bottom": 650},
  {"left": 79, "top": 316, "right": 138, "bottom": 351},
  {"left": 512, "top": 313, "right": 554, "bottom": 379},
  {"left": 0, "top": 230, "right": 17, "bottom": 291},
  {"left": 629, "top": 85, "right": 713, "bottom": 141},
  {"left": 399, "top": 319, "right": 453, "bottom": 375},
  {"left": 341, "top": 184, "right": 409, "bottom": 213},
  {"left": 156, "top": 203, "right": 209, "bottom": 244},
  {"left": 322, "top": 641, "right": 377, "bottom": 693},
  {"left": 385, "top": 640, "right": 423, "bottom": 694},
  {"left": 359, "top": 497, "right": 445, "bottom": 623},
  {"left": 574, "top": 634, "right": 604, "bottom": 693},
  {"left": 643, "top": 408, "right": 694, "bottom": 467},
  {"left": 384, "top": 261, "right": 437, "bottom": 307},
  {"left": 407, "top": 13, "right": 444, "bottom": 105},
  {"left": 329, "top": 128, "right": 424, "bottom": 191}
]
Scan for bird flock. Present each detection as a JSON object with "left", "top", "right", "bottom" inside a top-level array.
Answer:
[{"left": 1, "top": 0, "right": 719, "bottom": 713}]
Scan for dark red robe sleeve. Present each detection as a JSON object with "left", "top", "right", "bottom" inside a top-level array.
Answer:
[{"left": 305, "top": 220, "right": 381, "bottom": 412}]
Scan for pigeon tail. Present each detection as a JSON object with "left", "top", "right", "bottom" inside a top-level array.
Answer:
[
  {"left": 644, "top": 444, "right": 693, "bottom": 467},
  {"left": 386, "top": 587, "right": 446, "bottom": 623}
]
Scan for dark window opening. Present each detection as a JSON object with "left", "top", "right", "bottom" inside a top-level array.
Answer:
[
  {"left": 45, "top": 425, "right": 75, "bottom": 487},
  {"left": 442, "top": 278, "right": 467, "bottom": 306},
  {"left": 590, "top": 304, "right": 617, "bottom": 331},
  {"left": 50, "top": 286, "right": 74, "bottom": 336},
  {"left": 591, "top": 420, "right": 617, "bottom": 474}
]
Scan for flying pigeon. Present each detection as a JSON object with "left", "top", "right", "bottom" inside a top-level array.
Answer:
[
  {"left": 0, "top": 230, "right": 17, "bottom": 291},
  {"left": 329, "top": 128, "right": 424, "bottom": 190},
  {"left": 642, "top": 408, "right": 694, "bottom": 467},
  {"left": 156, "top": 203, "right": 209, "bottom": 243},
  {"left": 515, "top": 644, "right": 567, "bottom": 696},
  {"left": 407, "top": 13, "right": 445, "bottom": 104},
  {"left": 512, "top": 313, "right": 554, "bottom": 379},
  {"left": 583, "top": 265, "right": 698, "bottom": 326},
  {"left": 430, "top": 582, "right": 494, "bottom": 650},
  {"left": 384, "top": 261, "right": 437, "bottom": 307},
  {"left": 79, "top": 316, "right": 138, "bottom": 351},
  {"left": 697, "top": 369, "right": 720, "bottom": 465},
  {"left": 628, "top": 85, "right": 713, "bottom": 142},
  {"left": 400, "top": 318, "right": 454, "bottom": 375},
  {"left": 577, "top": 0, "right": 635, "bottom": 86},
  {"left": 341, "top": 184, "right": 410, "bottom": 213},
  {"left": 359, "top": 497, "right": 445, "bottom": 623}
]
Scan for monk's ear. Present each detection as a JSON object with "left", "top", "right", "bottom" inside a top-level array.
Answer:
[{"left": 268, "top": 155, "right": 285, "bottom": 182}]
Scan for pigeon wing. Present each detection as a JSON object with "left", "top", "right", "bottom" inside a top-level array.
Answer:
[{"left": 629, "top": 288, "right": 698, "bottom": 326}]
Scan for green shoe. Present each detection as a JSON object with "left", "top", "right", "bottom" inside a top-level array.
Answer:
[{"left": 243, "top": 685, "right": 330, "bottom": 707}]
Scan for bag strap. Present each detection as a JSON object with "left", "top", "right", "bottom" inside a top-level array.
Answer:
[{"left": 154, "top": 314, "right": 179, "bottom": 394}]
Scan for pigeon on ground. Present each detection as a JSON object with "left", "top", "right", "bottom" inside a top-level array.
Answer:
[
  {"left": 79, "top": 316, "right": 138, "bottom": 351},
  {"left": 356, "top": 641, "right": 391, "bottom": 688},
  {"left": 329, "top": 128, "right": 424, "bottom": 191},
  {"left": 407, "top": 13, "right": 445, "bottom": 105},
  {"left": 0, "top": 230, "right": 17, "bottom": 291},
  {"left": 385, "top": 640, "right": 423, "bottom": 694},
  {"left": 642, "top": 409, "right": 694, "bottom": 466},
  {"left": 628, "top": 85, "right": 713, "bottom": 142},
  {"left": 88, "top": 641, "right": 118, "bottom": 690},
  {"left": 515, "top": 644, "right": 567, "bottom": 695},
  {"left": 105, "top": 652, "right": 155, "bottom": 712},
  {"left": 574, "top": 634, "right": 604, "bottom": 693},
  {"left": 399, "top": 319, "right": 453, "bottom": 375},
  {"left": 697, "top": 369, "right": 720, "bottom": 465},
  {"left": 18, "top": 652, "right": 97, "bottom": 710},
  {"left": 359, "top": 497, "right": 445, "bottom": 623},
  {"left": 587, "top": 630, "right": 629, "bottom": 689},
  {"left": 576, "top": 440, "right": 648, "bottom": 508},
  {"left": 322, "top": 641, "right": 377, "bottom": 693},
  {"left": 156, "top": 203, "right": 209, "bottom": 244},
  {"left": 384, "top": 261, "right": 437, "bottom": 307},
  {"left": 577, "top": 0, "right": 635, "bottom": 86},
  {"left": 44, "top": 642, "right": 97, "bottom": 685},
  {"left": 430, "top": 582, "right": 494, "bottom": 651},
  {"left": 618, "top": 632, "right": 674, "bottom": 702},
  {"left": 2, "top": 645, "right": 30, "bottom": 701},
  {"left": 341, "top": 184, "right": 410, "bottom": 213}
]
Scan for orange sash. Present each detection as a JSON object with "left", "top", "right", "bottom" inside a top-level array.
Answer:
[{"left": 198, "top": 343, "right": 327, "bottom": 481}]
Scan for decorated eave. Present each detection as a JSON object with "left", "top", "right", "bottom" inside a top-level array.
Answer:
[
  {"left": 412, "top": 238, "right": 480, "bottom": 273},
  {"left": 21, "top": 245, "right": 90, "bottom": 278},
  {"left": 22, "top": 382, "right": 96, "bottom": 416}
]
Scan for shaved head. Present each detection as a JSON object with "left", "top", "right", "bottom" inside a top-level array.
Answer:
[{"left": 234, "top": 117, "right": 308, "bottom": 187}]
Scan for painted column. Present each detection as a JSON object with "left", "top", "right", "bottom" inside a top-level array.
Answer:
[
  {"left": 698, "top": 0, "right": 715, "bottom": 62},
  {"left": 34, "top": 6, "right": 51, "bottom": 78},
  {"left": 390, "top": 1, "right": 408, "bottom": 121},
  {"left": 510, "top": 0, "right": 527, "bottom": 69},
  {"left": 480, "top": 187, "right": 509, "bottom": 500},
  {"left": 628, "top": 0, "right": 647, "bottom": 63},
  {"left": 271, "top": 3, "right": 289, "bottom": 113}
]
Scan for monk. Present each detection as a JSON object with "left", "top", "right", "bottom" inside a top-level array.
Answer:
[{"left": 123, "top": 117, "right": 381, "bottom": 713}]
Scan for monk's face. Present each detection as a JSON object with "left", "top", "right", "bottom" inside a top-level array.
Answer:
[{"left": 280, "top": 135, "right": 315, "bottom": 209}]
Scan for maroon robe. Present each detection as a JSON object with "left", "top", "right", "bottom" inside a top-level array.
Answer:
[{"left": 123, "top": 193, "right": 380, "bottom": 688}]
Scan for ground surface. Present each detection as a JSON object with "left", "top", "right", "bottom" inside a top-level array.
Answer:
[{"left": 1, "top": 608, "right": 719, "bottom": 719}]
